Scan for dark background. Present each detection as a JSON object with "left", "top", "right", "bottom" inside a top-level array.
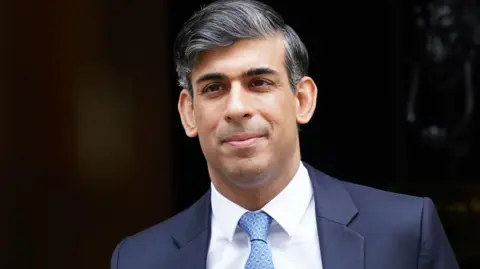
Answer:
[{"left": 2, "top": 0, "right": 479, "bottom": 268}]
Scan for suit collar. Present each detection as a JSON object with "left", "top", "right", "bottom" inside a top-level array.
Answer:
[
  {"left": 304, "top": 162, "right": 365, "bottom": 269},
  {"left": 303, "top": 162, "right": 358, "bottom": 224},
  {"left": 169, "top": 190, "right": 211, "bottom": 269}
]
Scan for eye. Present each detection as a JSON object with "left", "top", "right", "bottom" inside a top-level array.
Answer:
[
  {"left": 203, "top": 83, "right": 224, "bottom": 93},
  {"left": 249, "top": 79, "right": 271, "bottom": 88}
]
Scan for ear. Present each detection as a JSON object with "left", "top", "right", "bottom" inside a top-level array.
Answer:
[
  {"left": 178, "top": 89, "right": 198, "bottom": 137},
  {"left": 295, "top": 76, "right": 318, "bottom": 125}
]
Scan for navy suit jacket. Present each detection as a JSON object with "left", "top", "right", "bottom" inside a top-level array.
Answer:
[{"left": 111, "top": 162, "right": 459, "bottom": 269}]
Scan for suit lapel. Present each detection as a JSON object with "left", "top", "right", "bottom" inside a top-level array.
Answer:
[
  {"left": 316, "top": 218, "right": 365, "bottom": 269},
  {"left": 169, "top": 190, "right": 212, "bottom": 269},
  {"left": 172, "top": 229, "right": 210, "bottom": 269},
  {"left": 304, "top": 162, "right": 365, "bottom": 269}
]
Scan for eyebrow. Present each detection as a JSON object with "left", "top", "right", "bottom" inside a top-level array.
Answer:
[
  {"left": 244, "top": 67, "right": 278, "bottom": 77},
  {"left": 195, "top": 67, "right": 279, "bottom": 85}
]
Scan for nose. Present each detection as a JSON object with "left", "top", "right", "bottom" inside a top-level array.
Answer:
[{"left": 224, "top": 83, "right": 253, "bottom": 122}]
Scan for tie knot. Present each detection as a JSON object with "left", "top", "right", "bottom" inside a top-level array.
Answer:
[{"left": 238, "top": 211, "right": 272, "bottom": 241}]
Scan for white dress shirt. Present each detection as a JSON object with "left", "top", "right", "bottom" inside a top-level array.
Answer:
[{"left": 207, "top": 162, "right": 323, "bottom": 269}]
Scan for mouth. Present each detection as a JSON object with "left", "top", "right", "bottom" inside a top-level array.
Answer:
[{"left": 223, "top": 133, "right": 264, "bottom": 148}]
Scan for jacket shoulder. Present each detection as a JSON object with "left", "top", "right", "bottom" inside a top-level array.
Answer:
[
  {"left": 342, "top": 180, "right": 424, "bottom": 208},
  {"left": 110, "top": 201, "right": 201, "bottom": 268},
  {"left": 341, "top": 180, "right": 426, "bottom": 235}
]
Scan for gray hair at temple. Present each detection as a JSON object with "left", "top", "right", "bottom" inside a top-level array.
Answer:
[{"left": 173, "top": 0, "right": 309, "bottom": 94}]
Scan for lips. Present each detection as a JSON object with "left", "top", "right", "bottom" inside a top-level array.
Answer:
[
  {"left": 223, "top": 133, "right": 263, "bottom": 147},
  {"left": 224, "top": 133, "right": 260, "bottom": 142}
]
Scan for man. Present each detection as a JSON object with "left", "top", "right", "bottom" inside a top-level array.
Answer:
[{"left": 111, "top": 0, "right": 459, "bottom": 268}]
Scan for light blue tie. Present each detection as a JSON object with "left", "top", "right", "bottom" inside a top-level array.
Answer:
[{"left": 238, "top": 211, "right": 275, "bottom": 269}]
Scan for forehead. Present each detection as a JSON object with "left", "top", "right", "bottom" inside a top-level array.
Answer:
[{"left": 191, "top": 34, "right": 286, "bottom": 81}]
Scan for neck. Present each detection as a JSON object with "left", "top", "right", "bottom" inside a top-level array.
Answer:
[{"left": 210, "top": 150, "right": 301, "bottom": 211}]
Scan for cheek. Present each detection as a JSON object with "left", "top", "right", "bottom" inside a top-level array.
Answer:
[
  {"left": 260, "top": 92, "right": 297, "bottom": 127},
  {"left": 195, "top": 104, "right": 221, "bottom": 137},
  {"left": 195, "top": 110, "right": 218, "bottom": 156}
]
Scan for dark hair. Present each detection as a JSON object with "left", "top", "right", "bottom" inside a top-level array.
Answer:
[{"left": 173, "top": 0, "right": 309, "bottom": 94}]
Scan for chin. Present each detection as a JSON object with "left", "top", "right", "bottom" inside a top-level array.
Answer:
[{"left": 222, "top": 157, "right": 272, "bottom": 188}]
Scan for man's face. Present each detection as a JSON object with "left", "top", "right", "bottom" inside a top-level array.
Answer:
[{"left": 178, "top": 34, "right": 316, "bottom": 188}]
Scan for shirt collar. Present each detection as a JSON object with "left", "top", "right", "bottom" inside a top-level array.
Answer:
[
  {"left": 210, "top": 182, "right": 248, "bottom": 242},
  {"left": 210, "top": 162, "right": 313, "bottom": 241}
]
